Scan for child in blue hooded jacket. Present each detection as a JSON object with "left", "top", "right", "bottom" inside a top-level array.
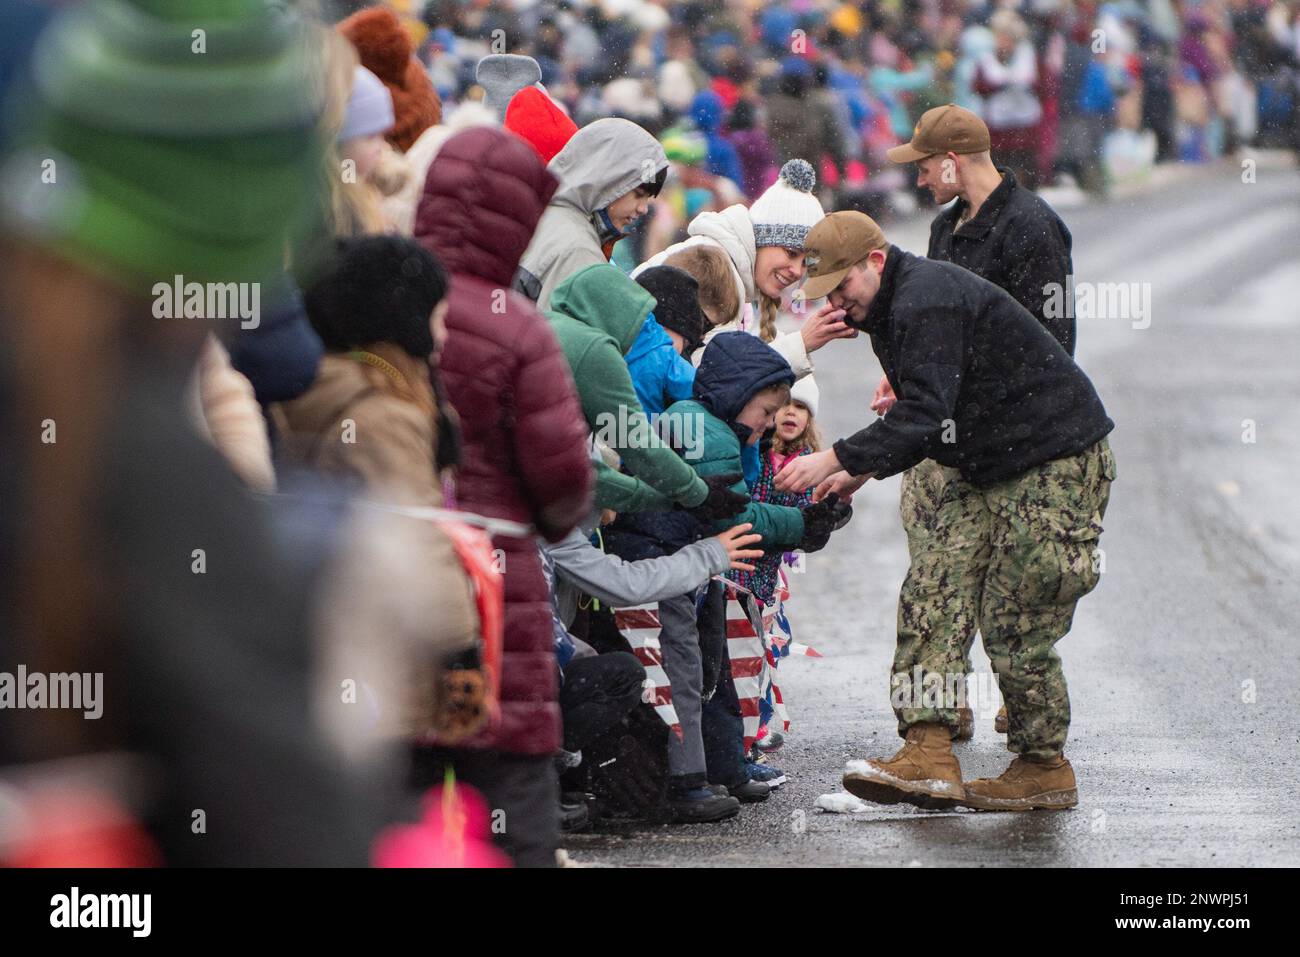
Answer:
[
  {"left": 660, "top": 332, "right": 851, "bottom": 796},
  {"left": 662, "top": 333, "right": 846, "bottom": 552},
  {"left": 627, "top": 266, "right": 709, "bottom": 417}
]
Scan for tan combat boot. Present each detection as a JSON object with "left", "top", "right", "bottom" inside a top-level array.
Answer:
[
  {"left": 843, "top": 722, "right": 966, "bottom": 810},
  {"left": 962, "top": 755, "right": 1078, "bottom": 811},
  {"left": 994, "top": 705, "right": 1008, "bottom": 734},
  {"left": 951, "top": 707, "right": 974, "bottom": 741}
]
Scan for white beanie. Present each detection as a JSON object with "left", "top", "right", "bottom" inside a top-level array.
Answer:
[
  {"left": 340, "top": 66, "right": 396, "bottom": 143},
  {"left": 749, "top": 159, "right": 824, "bottom": 249},
  {"left": 790, "top": 374, "right": 819, "bottom": 417}
]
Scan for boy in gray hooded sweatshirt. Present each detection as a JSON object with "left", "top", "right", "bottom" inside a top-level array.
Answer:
[
  {"left": 542, "top": 514, "right": 762, "bottom": 824},
  {"left": 514, "top": 117, "right": 669, "bottom": 309}
]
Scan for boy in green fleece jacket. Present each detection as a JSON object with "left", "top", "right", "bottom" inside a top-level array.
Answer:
[{"left": 546, "top": 264, "right": 746, "bottom": 523}]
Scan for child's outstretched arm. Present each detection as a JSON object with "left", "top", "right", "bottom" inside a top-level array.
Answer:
[
  {"left": 692, "top": 422, "right": 805, "bottom": 548},
  {"left": 547, "top": 524, "right": 762, "bottom": 609}
]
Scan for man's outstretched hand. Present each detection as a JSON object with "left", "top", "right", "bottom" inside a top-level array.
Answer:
[
  {"left": 774, "top": 447, "right": 843, "bottom": 494},
  {"left": 813, "top": 469, "right": 871, "bottom": 504},
  {"left": 871, "top": 374, "right": 896, "bottom": 415}
]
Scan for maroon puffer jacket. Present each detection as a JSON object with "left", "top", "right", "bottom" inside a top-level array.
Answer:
[{"left": 416, "top": 126, "right": 593, "bottom": 756}]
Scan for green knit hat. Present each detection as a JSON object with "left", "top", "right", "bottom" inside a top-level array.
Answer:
[{"left": 1, "top": 0, "right": 323, "bottom": 294}]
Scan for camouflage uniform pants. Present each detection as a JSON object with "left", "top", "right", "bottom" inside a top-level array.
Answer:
[
  {"left": 892, "top": 439, "right": 1116, "bottom": 760},
  {"left": 900, "top": 457, "right": 984, "bottom": 677}
]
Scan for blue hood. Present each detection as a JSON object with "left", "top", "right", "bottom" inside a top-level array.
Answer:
[
  {"left": 691, "top": 89, "right": 725, "bottom": 135},
  {"left": 693, "top": 332, "right": 794, "bottom": 436},
  {"left": 762, "top": 10, "right": 798, "bottom": 51}
]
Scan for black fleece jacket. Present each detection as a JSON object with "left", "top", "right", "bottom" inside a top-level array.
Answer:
[
  {"left": 832, "top": 247, "right": 1112, "bottom": 487},
  {"left": 928, "top": 169, "right": 1076, "bottom": 355}
]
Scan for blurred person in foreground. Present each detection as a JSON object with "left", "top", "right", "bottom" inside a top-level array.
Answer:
[{"left": 0, "top": 0, "right": 443, "bottom": 866}]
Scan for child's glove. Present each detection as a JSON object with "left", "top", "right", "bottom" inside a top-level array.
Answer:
[
  {"left": 798, "top": 493, "right": 853, "bottom": 552},
  {"left": 686, "top": 473, "right": 750, "bottom": 523}
]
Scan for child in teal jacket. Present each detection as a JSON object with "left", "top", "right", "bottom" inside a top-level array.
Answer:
[{"left": 662, "top": 332, "right": 848, "bottom": 553}]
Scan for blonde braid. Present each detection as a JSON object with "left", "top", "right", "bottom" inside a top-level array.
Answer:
[{"left": 758, "top": 293, "right": 780, "bottom": 343}]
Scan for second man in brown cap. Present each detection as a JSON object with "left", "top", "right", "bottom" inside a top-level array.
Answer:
[{"left": 881, "top": 103, "right": 1079, "bottom": 739}]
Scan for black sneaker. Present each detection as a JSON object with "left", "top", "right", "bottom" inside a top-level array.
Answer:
[
  {"left": 669, "top": 786, "right": 740, "bottom": 823},
  {"left": 559, "top": 794, "right": 591, "bottom": 833},
  {"left": 728, "top": 779, "right": 772, "bottom": 803}
]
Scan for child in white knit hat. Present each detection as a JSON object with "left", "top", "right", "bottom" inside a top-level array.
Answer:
[{"left": 726, "top": 374, "right": 824, "bottom": 759}]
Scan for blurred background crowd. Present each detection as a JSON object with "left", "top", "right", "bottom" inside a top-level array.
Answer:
[{"left": 351, "top": 0, "right": 1300, "bottom": 251}]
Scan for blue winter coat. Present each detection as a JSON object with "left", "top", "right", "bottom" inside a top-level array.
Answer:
[{"left": 626, "top": 314, "right": 696, "bottom": 417}]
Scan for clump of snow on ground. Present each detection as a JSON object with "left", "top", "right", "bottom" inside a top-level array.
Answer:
[{"left": 815, "top": 792, "right": 872, "bottom": 814}]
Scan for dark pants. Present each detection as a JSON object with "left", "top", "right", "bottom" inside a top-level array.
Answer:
[
  {"left": 603, "top": 521, "right": 711, "bottom": 783},
  {"left": 410, "top": 746, "right": 558, "bottom": 868},
  {"left": 700, "top": 609, "right": 749, "bottom": 791},
  {"left": 560, "top": 651, "right": 645, "bottom": 753}
]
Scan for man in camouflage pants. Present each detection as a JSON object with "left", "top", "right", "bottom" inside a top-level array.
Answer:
[
  {"left": 776, "top": 212, "right": 1116, "bottom": 811},
  {"left": 895, "top": 450, "right": 1114, "bottom": 765},
  {"left": 880, "top": 105, "right": 1080, "bottom": 741}
]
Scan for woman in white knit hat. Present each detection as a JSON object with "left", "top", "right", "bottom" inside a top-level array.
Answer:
[{"left": 634, "top": 159, "right": 856, "bottom": 379}]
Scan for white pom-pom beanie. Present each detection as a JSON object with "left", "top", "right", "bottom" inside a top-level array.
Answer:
[{"left": 749, "top": 158, "right": 824, "bottom": 249}]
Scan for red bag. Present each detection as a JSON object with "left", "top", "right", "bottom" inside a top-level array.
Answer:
[{"left": 438, "top": 520, "right": 504, "bottom": 723}]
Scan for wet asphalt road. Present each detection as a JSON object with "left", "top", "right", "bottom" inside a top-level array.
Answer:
[{"left": 567, "top": 157, "right": 1300, "bottom": 867}]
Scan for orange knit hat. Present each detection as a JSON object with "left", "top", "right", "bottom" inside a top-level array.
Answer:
[{"left": 338, "top": 6, "right": 441, "bottom": 152}]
